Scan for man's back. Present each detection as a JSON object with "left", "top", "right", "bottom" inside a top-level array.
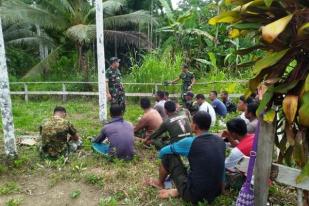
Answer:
[
  {"left": 188, "top": 133, "right": 225, "bottom": 203},
  {"left": 199, "top": 102, "right": 216, "bottom": 125},
  {"left": 137, "top": 109, "right": 162, "bottom": 136},
  {"left": 103, "top": 118, "right": 134, "bottom": 159},
  {"left": 154, "top": 100, "right": 167, "bottom": 119},
  {"left": 212, "top": 99, "right": 227, "bottom": 116},
  {"left": 40, "top": 116, "right": 76, "bottom": 157}
]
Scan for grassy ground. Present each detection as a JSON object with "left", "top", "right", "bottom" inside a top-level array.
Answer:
[{"left": 0, "top": 98, "right": 296, "bottom": 206}]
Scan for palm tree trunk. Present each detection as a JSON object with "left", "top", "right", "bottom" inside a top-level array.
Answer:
[
  {"left": 96, "top": 0, "right": 107, "bottom": 121},
  {"left": 0, "top": 18, "right": 17, "bottom": 156}
]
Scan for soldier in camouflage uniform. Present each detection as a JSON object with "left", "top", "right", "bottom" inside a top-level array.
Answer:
[
  {"left": 39, "top": 106, "right": 81, "bottom": 159},
  {"left": 106, "top": 57, "right": 126, "bottom": 111},
  {"left": 170, "top": 64, "right": 195, "bottom": 103}
]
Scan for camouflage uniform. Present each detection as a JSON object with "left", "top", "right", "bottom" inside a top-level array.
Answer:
[
  {"left": 106, "top": 67, "right": 125, "bottom": 110},
  {"left": 179, "top": 72, "right": 194, "bottom": 102},
  {"left": 39, "top": 116, "right": 77, "bottom": 158}
]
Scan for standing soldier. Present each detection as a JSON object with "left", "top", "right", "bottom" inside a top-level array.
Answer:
[
  {"left": 106, "top": 57, "right": 126, "bottom": 111},
  {"left": 170, "top": 64, "right": 196, "bottom": 103}
]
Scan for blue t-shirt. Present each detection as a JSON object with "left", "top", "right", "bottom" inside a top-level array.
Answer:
[{"left": 212, "top": 99, "right": 227, "bottom": 116}]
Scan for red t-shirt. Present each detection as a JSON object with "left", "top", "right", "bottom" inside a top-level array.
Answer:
[{"left": 236, "top": 133, "right": 254, "bottom": 156}]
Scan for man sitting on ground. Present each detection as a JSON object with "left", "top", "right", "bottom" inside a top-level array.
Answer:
[
  {"left": 134, "top": 97, "right": 163, "bottom": 144},
  {"left": 245, "top": 103, "right": 259, "bottom": 133},
  {"left": 209, "top": 91, "right": 227, "bottom": 117},
  {"left": 184, "top": 92, "right": 199, "bottom": 115},
  {"left": 223, "top": 118, "right": 254, "bottom": 189},
  {"left": 39, "top": 106, "right": 82, "bottom": 159},
  {"left": 150, "top": 101, "right": 192, "bottom": 149},
  {"left": 237, "top": 95, "right": 254, "bottom": 124},
  {"left": 196, "top": 94, "right": 216, "bottom": 126},
  {"left": 154, "top": 91, "right": 167, "bottom": 120},
  {"left": 92, "top": 104, "right": 134, "bottom": 160},
  {"left": 221, "top": 91, "right": 237, "bottom": 113},
  {"left": 146, "top": 111, "right": 225, "bottom": 204}
]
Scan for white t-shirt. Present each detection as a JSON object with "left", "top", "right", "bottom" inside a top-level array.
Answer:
[
  {"left": 198, "top": 101, "right": 216, "bottom": 126},
  {"left": 225, "top": 147, "right": 244, "bottom": 172},
  {"left": 240, "top": 112, "right": 250, "bottom": 124}
]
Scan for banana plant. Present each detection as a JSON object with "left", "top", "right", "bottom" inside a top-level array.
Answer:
[{"left": 209, "top": 0, "right": 309, "bottom": 183}]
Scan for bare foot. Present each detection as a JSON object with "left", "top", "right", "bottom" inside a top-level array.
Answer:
[
  {"left": 158, "top": 189, "right": 179, "bottom": 199},
  {"left": 144, "top": 178, "right": 164, "bottom": 189}
]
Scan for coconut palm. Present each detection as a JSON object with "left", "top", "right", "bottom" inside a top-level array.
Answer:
[{"left": 0, "top": 0, "right": 155, "bottom": 80}]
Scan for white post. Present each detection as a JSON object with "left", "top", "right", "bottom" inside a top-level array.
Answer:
[
  {"left": 96, "top": 0, "right": 107, "bottom": 121},
  {"left": 0, "top": 18, "right": 17, "bottom": 156}
]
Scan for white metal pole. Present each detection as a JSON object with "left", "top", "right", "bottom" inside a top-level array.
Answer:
[
  {"left": 96, "top": 0, "right": 107, "bottom": 121},
  {"left": 0, "top": 18, "right": 17, "bottom": 156}
]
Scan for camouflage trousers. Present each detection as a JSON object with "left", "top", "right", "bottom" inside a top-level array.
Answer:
[{"left": 110, "top": 89, "right": 126, "bottom": 111}]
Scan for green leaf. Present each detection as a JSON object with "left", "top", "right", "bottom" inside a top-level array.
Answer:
[
  {"left": 257, "top": 87, "right": 274, "bottom": 116},
  {"left": 264, "top": 0, "right": 273, "bottom": 7},
  {"left": 272, "top": 81, "right": 298, "bottom": 93},
  {"left": 70, "top": 190, "right": 81, "bottom": 199},
  {"left": 253, "top": 49, "right": 289, "bottom": 76},
  {"left": 263, "top": 109, "right": 275, "bottom": 123},
  {"left": 230, "top": 22, "right": 262, "bottom": 30},
  {"left": 296, "top": 160, "right": 309, "bottom": 183},
  {"left": 298, "top": 22, "right": 309, "bottom": 37}
]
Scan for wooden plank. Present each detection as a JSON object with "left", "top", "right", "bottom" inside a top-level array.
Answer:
[
  {"left": 237, "top": 159, "right": 309, "bottom": 191},
  {"left": 255, "top": 120, "right": 275, "bottom": 206}
]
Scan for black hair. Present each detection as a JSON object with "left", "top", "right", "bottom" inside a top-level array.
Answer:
[
  {"left": 193, "top": 111, "right": 211, "bottom": 131},
  {"left": 54, "top": 106, "right": 66, "bottom": 114},
  {"left": 182, "top": 64, "right": 189, "bottom": 69},
  {"left": 239, "top": 95, "right": 254, "bottom": 104},
  {"left": 210, "top": 91, "right": 218, "bottom": 96},
  {"left": 110, "top": 104, "right": 123, "bottom": 117},
  {"left": 247, "top": 103, "right": 258, "bottom": 117},
  {"left": 226, "top": 118, "right": 247, "bottom": 136},
  {"left": 164, "top": 101, "right": 176, "bottom": 113},
  {"left": 156, "top": 91, "right": 165, "bottom": 99},
  {"left": 222, "top": 91, "right": 228, "bottom": 95},
  {"left": 196, "top": 94, "right": 205, "bottom": 100},
  {"left": 140, "top": 97, "right": 151, "bottom": 109}
]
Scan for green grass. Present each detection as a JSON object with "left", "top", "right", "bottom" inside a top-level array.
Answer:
[{"left": 0, "top": 99, "right": 297, "bottom": 206}]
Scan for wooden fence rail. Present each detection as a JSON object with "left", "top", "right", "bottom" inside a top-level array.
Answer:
[{"left": 9, "top": 81, "right": 245, "bottom": 102}]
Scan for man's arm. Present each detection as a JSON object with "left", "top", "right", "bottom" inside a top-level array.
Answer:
[
  {"left": 171, "top": 77, "right": 180, "bottom": 84},
  {"left": 93, "top": 128, "right": 107, "bottom": 143},
  {"left": 150, "top": 121, "right": 167, "bottom": 140},
  {"left": 68, "top": 122, "right": 80, "bottom": 141},
  {"left": 134, "top": 116, "right": 147, "bottom": 133},
  {"left": 188, "top": 76, "right": 196, "bottom": 90},
  {"left": 225, "top": 147, "right": 244, "bottom": 171},
  {"left": 159, "top": 136, "right": 195, "bottom": 159}
]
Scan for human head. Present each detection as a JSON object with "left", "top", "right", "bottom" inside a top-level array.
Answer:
[
  {"left": 140, "top": 97, "right": 151, "bottom": 110},
  {"left": 110, "top": 57, "right": 120, "bottom": 69},
  {"left": 195, "top": 94, "right": 205, "bottom": 105},
  {"left": 110, "top": 104, "right": 123, "bottom": 117},
  {"left": 164, "top": 91, "right": 169, "bottom": 100},
  {"left": 192, "top": 111, "right": 211, "bottom": 135},
  {"left": 164, "top": 101, "right": 176, "bottom": 115},
  {"left": 237, "top": 96, "right": 254, "bottom": 112},
  {"left": 53, "top": 106, "right": 67, "bottom": 118},
  {"left": 245, "top": 103, "right": 258, "bottom": 120},
  {"left": 226, "top": 118, "right": 247, "bottom": 140},
  {"left": 209, "top": 91, "right": 217, "bottom": 101},
  {"left": 221, "top": 91, "right": 229, "bottom": 101},
  {"left": 155, "top": 91, "right": 165, "bottom": 101},
  {"left": 185, "top": 92, "right": 194, "bottom": 101},
  {"left": 182, "top": 64, "right": 189, "bottom": 73}
]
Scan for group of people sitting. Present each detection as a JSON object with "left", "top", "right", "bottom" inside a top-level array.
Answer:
[{"left": 39, "top": 91, "right": 259, "bottom": 204}]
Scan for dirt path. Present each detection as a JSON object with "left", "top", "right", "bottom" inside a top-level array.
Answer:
[{"left": 0, "top": 174, "right": 102, "bottom": 206}]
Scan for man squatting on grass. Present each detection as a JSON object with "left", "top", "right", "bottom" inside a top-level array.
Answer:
[{"left": 146, "top": 111, "right": 225, "bottom": 204}]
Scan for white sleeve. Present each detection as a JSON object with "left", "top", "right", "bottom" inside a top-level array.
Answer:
[{"left": 225, "top": 147, "right": 244, "bottom": 172}]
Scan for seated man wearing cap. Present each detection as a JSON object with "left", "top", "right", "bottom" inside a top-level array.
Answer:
[
  {"left": 184, "top": 92, "right": 199, "bottom": 116},
  {"left": 106, "top": 57, "right": 126, "bottom": 111}
]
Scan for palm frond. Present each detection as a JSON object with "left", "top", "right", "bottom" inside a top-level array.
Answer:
[
  {"left": 22, "top": 46, "right": 62, "bottom": 79},
  {"left": 103, "top": 0, "right": 126, "bottom": 16},
  {"left": 158, "top": 0, "right": 175, "bottom": 22},
  {"left": 66, "top": 24, "right": 95, "bottom": 44},
  {"left": 104, "top": 10, "right": 158, "bottom": 29},
  {"left": 1, "top": 0, "right": 68, "bottom": 30}
]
